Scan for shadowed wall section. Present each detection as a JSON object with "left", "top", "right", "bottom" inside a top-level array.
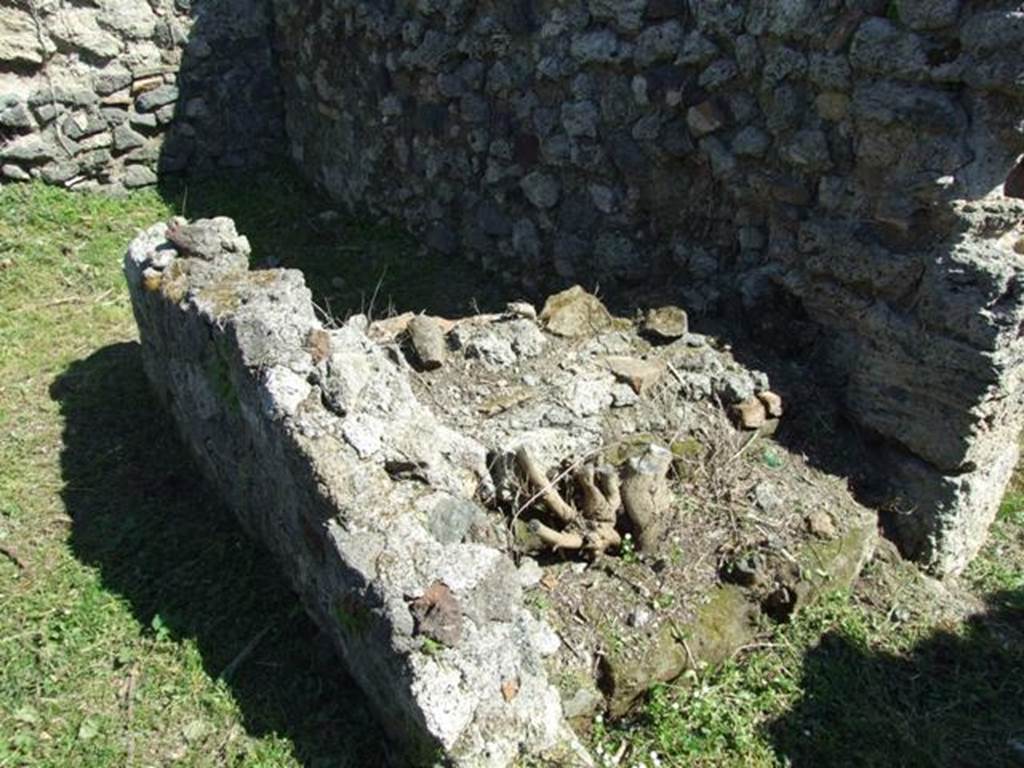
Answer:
[{"left": 269, "top": 0, "right": 1024, "bottom": 575}]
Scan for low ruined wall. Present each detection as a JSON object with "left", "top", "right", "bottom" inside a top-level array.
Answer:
[
  {"left": 123, "top": 218, "right": 588, "bottom": 767},
  {"left": 0, "top": 0, "right": 282, "bottom": 190},
  {"left": 124, "top": 216, "right": 883, "bottom": 763},
  {"left": 271, "top": 0, "right": 1024, "bottom": 575}
]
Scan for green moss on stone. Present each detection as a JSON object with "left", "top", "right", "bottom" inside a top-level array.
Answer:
[
  {"left": 603, "top": 433, "right": 661, "bottom": 466},
  {"left": 334, "top": 595, "right": 374, "bottom": 638},
  {"left": 202, "top": 351, "right": 240, "bottom": 413},
  {"left": 603, "top": 585, "right": 761, "bottom": 717},
  {"left": 794, "top": 519, "right": 877, "bottom": 611}
]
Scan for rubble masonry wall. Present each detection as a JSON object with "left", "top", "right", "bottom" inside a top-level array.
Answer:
[
  {"left": 271, "top": 0, "right": 1024, "bottom": 575},
  {"left": 0, "top": 0, "right": 281, "bottom": 189}
]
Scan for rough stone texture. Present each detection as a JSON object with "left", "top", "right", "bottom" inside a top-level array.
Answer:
[
  {"left": 0, "top": 0, "right": 282, "bottom": 190},
  {"left": 7, "top": 0, "right": 1022, "bottom": 577},
  {"left": 0, "top": 7, "right": 44, "bottom": 67},
  {"left": 271, "top": 0, "right": 1024, "bottom": 576},
  {"left": 595, "top": 515, "right": 876, "bottom": 717},
  {"left": 124, "top": 218, "right": 590, "bottom": 768},
  {"left": 126, "top": 218, "right": 883, "bottom": 762}
]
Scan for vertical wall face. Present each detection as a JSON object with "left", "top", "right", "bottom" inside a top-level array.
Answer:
[
  {"left": 123, "top": 219, "right": 587, "bottom": 767},
  {"left": 3, "top": 1, "right": 1022, "bottom": 575},
  {"left": 272, "top": 0, "right": 1024, "bottom": 574},
  {"left": 0, "top": 0, "right": 283, "bottom": 190}
]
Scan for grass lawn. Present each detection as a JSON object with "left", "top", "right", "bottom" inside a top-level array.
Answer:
[{"left": 1, "top": 169, "right": 1021, "bottom": 767}]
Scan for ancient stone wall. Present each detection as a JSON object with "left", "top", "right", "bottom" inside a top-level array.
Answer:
[
  {"left": 0, "top": 0, "right": 282, "bottom": 190},
  {"left": 5, "top": 0, "right": 1023, "bottom": 575},
  {"left": 123, "top": 217, "right": 590, "bottom": 767},
  {"left": 123, "top": 216, "right": 881, "bottom": 765},
  {"left": 271, "top": 0, "right": 1024, "bottom": 575}
]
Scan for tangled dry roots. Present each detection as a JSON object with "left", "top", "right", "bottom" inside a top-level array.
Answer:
[{"left": 515, "top": 444, "right": 673, "bottom": 556}]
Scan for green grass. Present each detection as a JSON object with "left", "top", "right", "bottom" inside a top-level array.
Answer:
[
  {"left": 593, "top": 466, "right": 1024, "bottom": 767},
  {"left": 596, "top": 572, "right": 1023, "bottom": 767},
  {"left": 156, "top": 169, "right": 509, "bottom": 320},
  {"left": 962, "top": 481, "right": 1024, "bottom": 614},
  {"left": 1, "top": 172, "right": 1022, "bottom": 767},
  {"left": 0, "top": 177, "right": 389, "bottom": 767}
]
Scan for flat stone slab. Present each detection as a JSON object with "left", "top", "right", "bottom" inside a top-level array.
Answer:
[{"left": 125, "top": 217, "right": 878, "bottom": 766}]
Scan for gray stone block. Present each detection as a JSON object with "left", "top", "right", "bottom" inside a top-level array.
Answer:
[
  {"left": 123, "top": 164, "right": 158, "bottom": 188},
  {"left": 0, "top": 7, "right": 44, "bottom": 66},
  {"left": 520, "top": 171, "right": 560, "bottom": 209},
  {"left": 0, "top": 134, "right": 58, "bottom": 163},
  {"left": 135, "top": 85, "right": 179, "bottom": 113},
  {"left": 113, "top": 124, "right": 146, "bottom": 152}
]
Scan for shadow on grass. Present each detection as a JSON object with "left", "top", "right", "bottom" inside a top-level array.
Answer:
[
  {"left": 769, "top": 588, "right": 1024, "bottom": 768},
  {"left": 52, "top": 342, "right": 386, "bottom": 767},
  {"left": 156, "top": 166, "right": 509, "bottom": 321}
]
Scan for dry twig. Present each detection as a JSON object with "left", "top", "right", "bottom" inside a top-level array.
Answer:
[{"left": 0, "top": 544, "right": 28, "bottom": 573}]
